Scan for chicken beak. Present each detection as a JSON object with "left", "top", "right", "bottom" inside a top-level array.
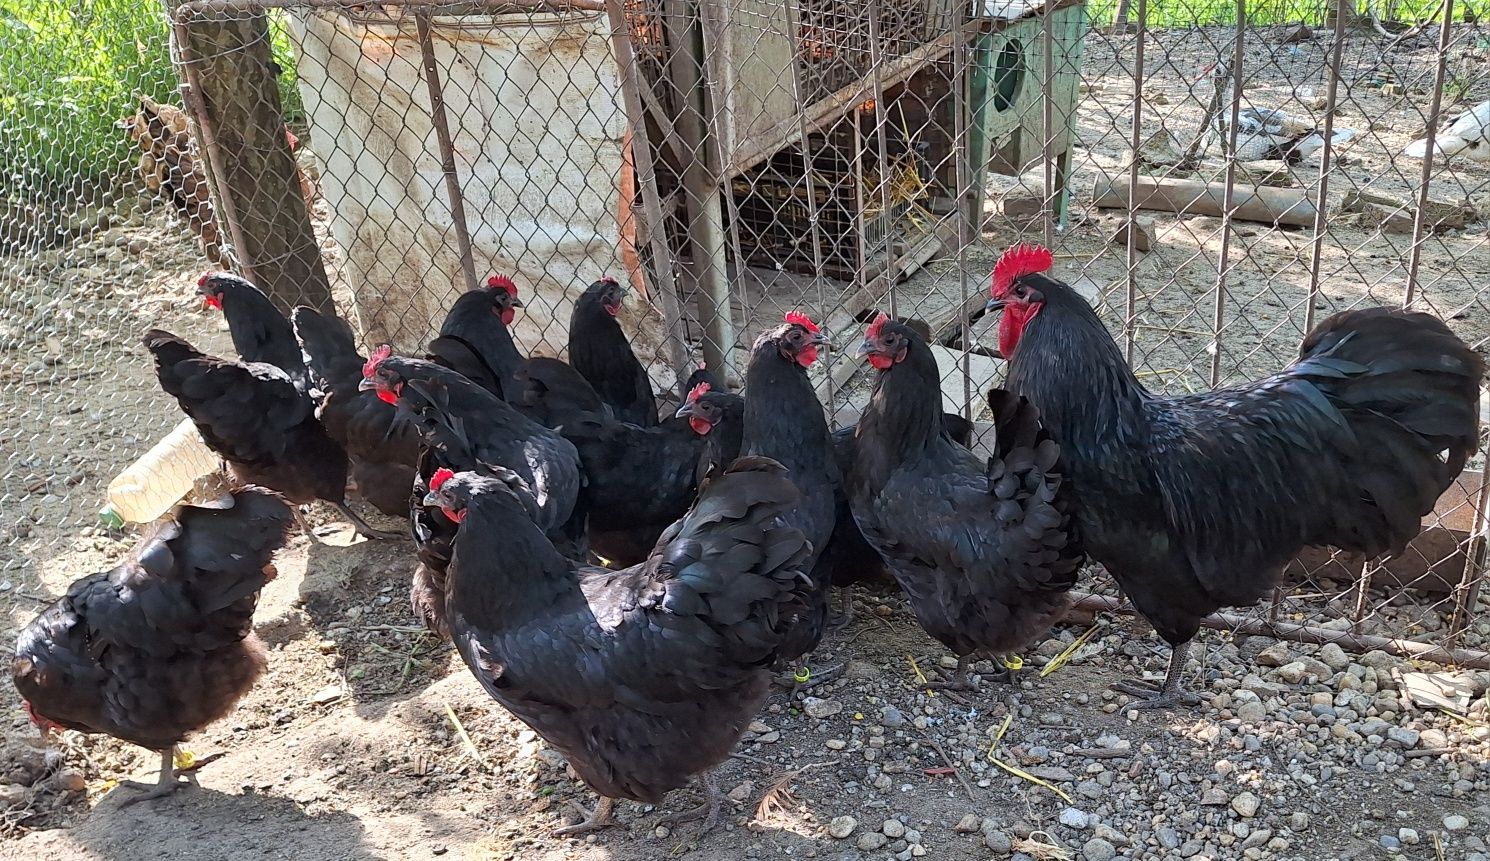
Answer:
[
  {"left": 984, "top": 297, "right": 1006, "bottom": 316},
  {"left": 421, "top": 490, "right": 441, "bottom": 507},
  {"left": 854, "top": 339, "right": 874, "bottom": 359},
  {"left": 674, "top": 401, "right": 696, "bottom": 419},
  {"left": 357, "top": 377, "right": 378, "bottom": 392},
  {"left": 810, "top": 331, "right": 831, "bottom": 348},
  {"left": 509, "top": 298, "right": 524, "bottom": 308}
]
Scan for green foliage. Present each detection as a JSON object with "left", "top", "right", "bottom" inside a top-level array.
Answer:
[{"left": 0, "top": 0, "right": 303, "bottom": 190}]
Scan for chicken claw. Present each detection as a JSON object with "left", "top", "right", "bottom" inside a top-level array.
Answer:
[
  {"left": 114, "top": 749, "right": 187, "bottom": 807},
  {"left": 1111, "top": 642, "right": 1202, "bottom": 710},
  {"left": 335, "top": 502, "right": 407, "bottom": 541},
  {"left": 657, "top": 778, "right": 730, "bottom": 835},
  {"left": 554, "top": 796, "right": 619, "bottom": 837}
]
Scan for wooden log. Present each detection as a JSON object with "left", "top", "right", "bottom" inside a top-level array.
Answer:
[
  {"left": 180, "top": 9, "right": 331, "bottom": 313},
  {"left": 1091, "top": 173, "right": 1318, "bottom": 227}
]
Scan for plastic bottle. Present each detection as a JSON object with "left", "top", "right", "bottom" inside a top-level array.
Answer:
[{"left": 99, "top": 418, "right": 220, "bottom": 528}]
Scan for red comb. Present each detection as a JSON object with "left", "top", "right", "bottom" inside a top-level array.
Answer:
[
  {"left": 486, "top": 274, "right": 517, "bottom": 296},
  {"left": 196, "top": 272, "right": 213, "bottom": 287},
  {"left": 429, "top": 468, "right": 455, "bottom": 491},
  {"left": 992, "top": 244, "right": 1054, "bottom": 296},
  {"left": 784, "top": 310, "right": 820, "bottom": 334},
  {"left": 865, "top": 311, "right": 890, "bottom": 340},
  {"left": 687, "top": 382, "right": 711, "bottom": 403},
  {"left": 285, "top": 128, "right": 299, "bottom": 150},
  {"left": 362, "top": 344, "right": 392, "bottom": 379}
]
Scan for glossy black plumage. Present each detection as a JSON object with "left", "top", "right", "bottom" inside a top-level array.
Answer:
[
  {"left": 569, "top": 278, "right": 657, "bottom": 426},
  {"left": 144, "top": 329, "right": 350, "bottom": 508},
  {"left": 364, "top": 356, "right": 584, "bottom": 636},
  {"left": 198, "top": 272, "right": 308, "bottom": 392},
  {"left": 432, "top": 457, "right": 811, "bottom": 805},
  {"left": 518, "top": 356, "right": 712, "bottom": 566},
  {"left": 1005, "top": 278, "right": 1484, "bottom": 652},
  {"left": 426, "top": 282, "right": 525, "bottom": 402},
  {"left": 292, "top": 307, "right": 420, "bottom": 517},
  {"left": 739, "top": 321, "right": 838, "bottom": 663},
  {"left": 13, "top": 488, "right": 290, "bottom": 752},
  {"left": 848, "top": 321, "right": 1083, "bottom": 660}
]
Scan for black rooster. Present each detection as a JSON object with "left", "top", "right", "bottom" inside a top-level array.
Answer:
[
  {"left": 569, "top": 277, "right": 657, "bottom": 426},
  {"left": 422, "top": 457, "right": 811, "bottom": 835},
  {"left": 991, "top": 243, "right": 1485, "bottom": 708},
  {"left": 291, "top": 307, "right": 420, "bottom": 517},
  {"left": 13, "top": 488, "right": 290, "bottom": 804},
  {"left": 426, "top": 275, "right": 526, "bottom": 402},
  {"left": 359, "top": 353, "right": 585, "bottom": 636},
  {"left": 850, "top": 314, "right": 1084, "bottom": 688},
  {"left": 144, "top": 329, "right": 398, "bottom": 540}
]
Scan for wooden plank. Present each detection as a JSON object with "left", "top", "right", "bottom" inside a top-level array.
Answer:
[
  {"left": 728, "top": 32, "right": 963, "bottom": 178},
  {"left": 1092, "top": 173, "right": 1318, "bottom": 227},
  {"left": 181, "top": 10, "right": 331, "bottom": 312},
  {"left": 929, "top": 345, "right": 1003, "bottom": 415}
]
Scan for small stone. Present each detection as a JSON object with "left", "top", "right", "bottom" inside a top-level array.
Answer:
[
  {"left": 1386, "top": 727, "right": 1420, "bottom": 748},
  {"left": 728, "top": 782, "right": 753, "bottom": 803},
  {"left": 828, "top": 816, "right": 858, "bottom": 839},
  {"left": 826, "top": 739, "right": 847, "bottom": 750},
  {"left": 653, "top": 826, "right": 671, "bottom": 839},
  {"left": 857, "top": 832, "right": 889, "bottom": 851},
  {"left": 1059, "top": 808, "right": 1090, "bottom": 829},
  {"left": 1399, "top": 828, "right": 1420, "bottom": 846},
  {"left": 1082, "top": 837, "right": 1117, "bottom": 861},
  {"left": 747, "top": 720, "right": 771, "bottom": 734},
  {"left": 954, "top": 814, "right": 981, "bottom": 834},
  {"left": 1318, "top": 643, "right": 1350, "bottom": 671},
  {"left": 756, "top": 731, "right": 781, "bottom": 744},
  {"left": 983, "top": 829, "right": 1014, "bottom": 853},
  {"left": 880, "top": 706, "right": 907, "bottom": 728},
  {"left": 883, "top": 819, "right": 906, "bottom": 838},
  {"left": 1290, "top": 812, "right": 1311, "bottom": 830},
  {"left": 310, "top": 684, "right": 343, "bottom": 705},
  {"left": 1444, "top": 815, "right": 1470, "bottom": 832},
  {"left": 1276, "top": 662, "right": 1308, "bottom": 685},
  {"left": 1255, "top": 643, "right": 1293, "bottom": 666},
  {"left": 803, "top": 697, "right": 843, "bottom": 719},
  {"left": 51, "top": 769, "right": 86, "bottom": 793},
  {"left": 1236, "top": 701, "right": 1267, "bottom": 723},
  {"left": 1200, "top": 787, "right": 1229, "bottom": 806},
  {"left": 1379, "top": 835, "right": 1401, "bottom": 850},
  {"left": 1231, "top": 791, "right": 1260, "bottom": 818}
]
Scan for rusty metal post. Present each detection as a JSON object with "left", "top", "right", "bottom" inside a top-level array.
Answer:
[
  {"left": 415, "top": 10, "right": 479, "bottom": 295},
  {"left": 1122, "top": 0, "right": 1146, "bottom": 364},
  {"left": 1403, "top": 0, "right": 1458, "bottom": 308},
  {"left": 1210, "top": 8, "right": 1247, "bottom": 388}
]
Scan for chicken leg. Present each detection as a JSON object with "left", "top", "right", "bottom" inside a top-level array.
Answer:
[
  {"left": 1111, "top": 641, "right": 1203, "bottom": 710},
  {"left": 657, "top": 776, "right": 731, "bottom": 835},
  {"left": 334, "top": 502, "right": 406, "bottom": 541},
  {"left": 115, "top": 747, "right": 186, "bottom": 807},
  {"left": 827, "top": 588, "right": 854, "bottom": 630},
  {"left": 554, "top": 796, "right": 619, "bottom": 837},
  {"left": 772, "top": 661, "right": 845, "bottom": 692}
]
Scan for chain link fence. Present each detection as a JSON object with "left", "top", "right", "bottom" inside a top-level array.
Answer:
[{"left": 2, "top": 0, "right": 1487, "bottom": 670}]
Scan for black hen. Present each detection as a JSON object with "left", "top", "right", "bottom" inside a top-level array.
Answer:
[
  {"left": 674, "top": 382, "right": 746, "bottom": 486},
  {"left": 849, "top": 314, "right": 1084, "bottom": 689},
  {"left": 197, "top": 272, "right": 308, "bottom": 391},
  {"left": 426, "top": 275, "right": 526, "bottom": 402},
  {"left": 993, "top": 243, "right": 1485, "bottom": 707},
  {"left": 423, "top": 457, "right": 811, "bottom": 835},
  {"left": 292, "top": 309, "right": 420, "bottom": 517},
  {"left": 517, "top": 357, "right": 710, "bottom": 567},
  {"left": 13, "top": 488, "right": 290, "bottom": 804},
  {"left": 360, "top": 354, "right": 584, "bottom": 636},
  {"left": 143, "top": 329, "right": 395, "bottom": 540},
  {"left": 569, "top": 277, "right": 657, "bottom": 426},
  {"left": 739, "top": 312, "right": 839, "bottom": 674}
]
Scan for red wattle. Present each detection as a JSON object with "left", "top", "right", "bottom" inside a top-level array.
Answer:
[
  {"left": 867, "top": 354, "right": 893, "bottom": 370},
  {"left": 443, "top": 507, "right": 466, "bottom": 524},
  {"left": 997, "top": 304, "right": 1040, "bottom": 359},
  {"left": 376, "top": 389, "right": 398, "bottom": 405},
  {"left": 797, "top": 345, "right": 819, "bottom": 367},
  {"left": 501, "top": 310, "right": 515, "bottom": 326},
  {"left": 689, "top": 416, "right": 712, "bottom": 436}
]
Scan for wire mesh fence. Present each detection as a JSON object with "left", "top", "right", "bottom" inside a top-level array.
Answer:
[{"left": 1, "top": 0, "right": 1487, "bottom": 671}]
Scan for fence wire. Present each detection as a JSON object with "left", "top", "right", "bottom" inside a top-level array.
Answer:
[{"left": 1, "top": 0, "right": 1487, "bottom": 670}]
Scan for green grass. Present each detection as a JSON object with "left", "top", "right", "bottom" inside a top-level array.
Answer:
[{"left": 0, "top": 0, "right": 303, "bottom": 193}]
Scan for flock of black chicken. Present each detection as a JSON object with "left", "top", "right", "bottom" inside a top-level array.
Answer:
[{"left": 12, "top": 245, "right": 1484, "bottom": 834}]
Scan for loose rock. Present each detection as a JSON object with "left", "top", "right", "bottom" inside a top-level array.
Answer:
[
  {"left": 828, "top": 816, "right": 858, "bottom": 839},
  {"left": 1231, "top": 791, "right": 1260, "bottom": 818}
]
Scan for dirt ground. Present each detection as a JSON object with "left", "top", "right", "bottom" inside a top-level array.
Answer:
[{"left": 2, "top": 21, "right": 1490, "bottom": 861}]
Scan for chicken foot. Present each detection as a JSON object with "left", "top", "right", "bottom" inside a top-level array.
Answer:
[
  {"left": 826, "top": 588, "right": 854, "bottom": 630},
  {"left": 923, "top": 655, "right": 1015, "bottom": 691},
  {"left": 1111, "top": 641, "right": 1203, "bottom": 710},
  {"left": 553, "top": 796, "right": 619, "bottom": 837},
  {"left": 657, "top": 776, "right": 731, "bottom": 835},
  {"left": 114, "top": 748, "right": 186, "bottom": 807},
  {"left": 772, "top": 661, "right": 845, "bottom": 692}
]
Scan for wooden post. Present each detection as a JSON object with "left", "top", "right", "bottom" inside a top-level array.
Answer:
[{"left": 176, "top": 7, "right": 332, "bottom": 313}]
